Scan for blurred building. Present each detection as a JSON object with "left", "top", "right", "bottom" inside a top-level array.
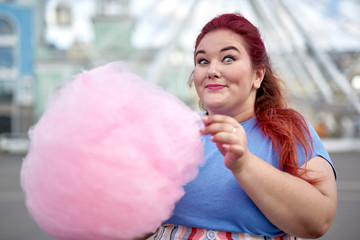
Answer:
[
  {"left": 33, "top": 0, "right": 142, "bottom": 121},
  {"left": 0, "top": 2, "right": 33, "bottom": 134},
  {"left": 31, "top": 0, "right": 195, "bottom": 123},
  {"left": 0, "top": 0, "right": 360, "bottom": 142}
]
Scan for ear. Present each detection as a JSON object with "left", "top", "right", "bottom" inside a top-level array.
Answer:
[{"left": 253, "top": 66, "right": 265, "bottom": 89}]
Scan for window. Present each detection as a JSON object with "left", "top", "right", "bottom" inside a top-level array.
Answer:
[
  {"left": 0, "top": 18, "right": 13, "bottom": 34},
  {"left": 0, "top": 47, "right": 14, "bottom": 68},
  {"left": 55, "top": 3, "right": 72, "bottom": 26},
  {"left": 0, "top": 16, "right": 17, "bottom": 103},
  {"left": 0, "top": 17, "right": 17, "bottom": 76}
]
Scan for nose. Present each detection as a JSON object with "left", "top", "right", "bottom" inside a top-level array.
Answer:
[{"left": 207, "top": 61, "right": 221, "bottom": 79}]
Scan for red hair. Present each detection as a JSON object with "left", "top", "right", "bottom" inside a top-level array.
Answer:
[{"left": 195, "top": 13, "right": 313, "bottom": 179}]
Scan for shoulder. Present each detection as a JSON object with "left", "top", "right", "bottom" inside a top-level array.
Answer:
[{"left": 301, "top": 120, "right": 337, "bottom": 178}]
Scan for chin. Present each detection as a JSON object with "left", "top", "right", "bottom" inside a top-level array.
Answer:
[{"left": 204, "top": 104, "right": 228, "bottom": 115}]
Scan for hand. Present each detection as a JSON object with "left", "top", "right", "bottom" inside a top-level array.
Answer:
[{"left": 200, "top": 114, "right": 251, "bottom": 172}]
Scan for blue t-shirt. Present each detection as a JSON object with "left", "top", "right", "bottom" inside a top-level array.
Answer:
[{"left": 166, "top": 117, "right": 335, "bottom": 236}]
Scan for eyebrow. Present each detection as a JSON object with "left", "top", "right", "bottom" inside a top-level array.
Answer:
[
  {"left": 221, "top": 46, "right": 240, "bottom": 53},
  {"left": 195, "top": 46, "right": 240, "bottom": 57}
]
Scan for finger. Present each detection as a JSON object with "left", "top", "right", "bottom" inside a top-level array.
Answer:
[
  {"left": 210, "top": 126, "right": 247, "bottom": 148},
  {"left": 202, "top": 114, "right": 239, "bottom": 126},
  {"left": 210, "top": 131, "right": 239, "bottom": 145},
  {"left": 200, "top": 122, "right": 235, "bottom": 135},
  {"left": 201, "top": 114, "right": 241, "bottom": 136},
  {"left": 222, "top": 144, "right": 246, "bottom": 156}
]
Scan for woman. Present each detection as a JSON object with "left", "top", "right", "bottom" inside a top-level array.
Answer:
[{"left": 155, "top": 13, "right": 337, "bottom": 239}]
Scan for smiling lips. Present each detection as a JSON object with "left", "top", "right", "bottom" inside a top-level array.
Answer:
[{"left": 205, "top": 84, "right": 226, "bottom": 90}]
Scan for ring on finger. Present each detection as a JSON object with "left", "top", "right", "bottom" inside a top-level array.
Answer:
[{"left": 232, "top": 127, "right": 237, "bottom": 133}]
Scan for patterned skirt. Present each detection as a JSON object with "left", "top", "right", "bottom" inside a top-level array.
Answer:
[{"left": 153, "top": 224, "right": 301, "bottom": 240}]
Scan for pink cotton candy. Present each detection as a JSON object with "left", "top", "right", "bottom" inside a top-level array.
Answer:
[{"left": 21, "top": 62, "right": 203, "bottom": 240}]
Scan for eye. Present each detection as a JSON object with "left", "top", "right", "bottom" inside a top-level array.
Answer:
[
  {"left": 223, "top": 56, "right": 235, "bottom": 63},
  {"left": 197, "top": 58, "right": 209, "bottom": 65}
]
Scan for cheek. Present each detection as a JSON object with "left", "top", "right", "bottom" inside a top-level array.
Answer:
[
  {"left": 193, "top": 80, "right": 202, "bottom": 96},
  {"left": 193, "top": 72, "right": 204, "bottom": 97},
  {"left": 193, "top": 70, "right": 203, "bottom": 87},
  {"left": 227, "top": 67, "right": 253, "bottom": 86}
]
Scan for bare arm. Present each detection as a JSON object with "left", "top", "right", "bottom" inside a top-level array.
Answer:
[
  {"left": 232, "top": 154, "right": 336, "bottom": 238},
  {"left": 201, "top": 115, "right": 337, "bottom": 238}
]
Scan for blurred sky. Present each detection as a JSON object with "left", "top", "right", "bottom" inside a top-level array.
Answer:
[
  {"left": 43, "top": 0, "right": 360, "bottom": 93},
  {"left": 42, "top": 0, "right": 255, "bottom": 50},
  {"left": 45, "top": 0, "right": 224, "bottom": 50},
  {"left": 44, "top": 0, "right": 360, "bottom": 52}
]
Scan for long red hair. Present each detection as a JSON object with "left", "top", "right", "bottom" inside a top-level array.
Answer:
[{"left": 194, "top": 13, "right": 313, "bottom": 179}]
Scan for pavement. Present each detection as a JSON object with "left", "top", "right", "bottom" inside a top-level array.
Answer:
[{"left": 0, "top": 149, "right": 359, "bottom": 240}]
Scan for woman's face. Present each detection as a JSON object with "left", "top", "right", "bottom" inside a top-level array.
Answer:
[{"left": 193, "top": 29, "right": 264, "bottom": 119}]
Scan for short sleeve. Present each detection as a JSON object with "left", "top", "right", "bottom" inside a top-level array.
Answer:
[{"left": 297, "top": 121, "right": 337, "bottom": 179}]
